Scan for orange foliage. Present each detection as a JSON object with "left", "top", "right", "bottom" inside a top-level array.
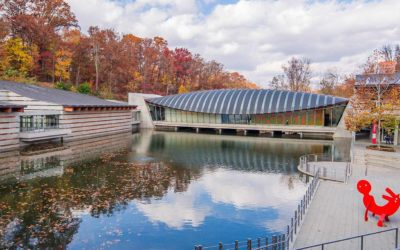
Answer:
[{"left": 0, "top": 0, "right": 257, "bottom": 99}]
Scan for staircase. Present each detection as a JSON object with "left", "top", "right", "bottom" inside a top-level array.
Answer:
[
  {"left": 352, "top": 144, "right": 400, "bottom": 170},
  {"left": 365, "top": 148, "right": 400, "bottom": 169}
]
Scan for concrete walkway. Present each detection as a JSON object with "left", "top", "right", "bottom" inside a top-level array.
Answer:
[{"left": 293, "top": 145, "right": 400, "bottom": 250}]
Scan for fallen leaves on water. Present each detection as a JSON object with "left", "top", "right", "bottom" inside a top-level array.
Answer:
[{"left": 0, "top": 155, "right": 200, "bottom": 249}]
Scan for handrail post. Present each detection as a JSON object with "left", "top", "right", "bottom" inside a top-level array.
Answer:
[
  {"left": 361, "top": 235, "right": 364, "bottom": 250},
  {"left": 219, "top": 242, "right": 223, "bottom": 250},
  {"left": 291, "top": 218, "right": 294, "bottom": 242},
  {"left": 298, "top": 205, "right": 301, "bottom": 226},
  {"left": 272, "top": 235, "right": 277, "bottom": 250},
  {"left": 235, "top": 240, "right": 238, "bottom": 250},
  {"left": 247, "top": 238, "right": 251, "bottom": 250},
  {"left": 396, "top": 228, "right": 398, "bottom": 248}
]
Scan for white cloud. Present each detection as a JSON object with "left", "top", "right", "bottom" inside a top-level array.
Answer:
[
  {"left": 66, "top": 0, "right": 400, "bottom": 87},
  {"left": 201, "top": 169, "right": 306, "bottom": 209},
  {"left": 135, "top": 185, "right": 211, "bottom": 229},
  {"left": 134, "top": 169, "right": 306, "bottom": 230}
]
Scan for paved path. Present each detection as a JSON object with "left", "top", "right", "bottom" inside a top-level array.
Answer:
[{"left": 293, "top": 145, "right": 400, "bottom": 250}]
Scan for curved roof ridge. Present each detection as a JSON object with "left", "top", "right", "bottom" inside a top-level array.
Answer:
[{"left": 147, "top": 89, "right": 348, "bottom": 115}]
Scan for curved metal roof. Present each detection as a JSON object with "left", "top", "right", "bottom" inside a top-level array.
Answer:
[{"left": 146, "top": 89, "right": 348, "bottom": 115}]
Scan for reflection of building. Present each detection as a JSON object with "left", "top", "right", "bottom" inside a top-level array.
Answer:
[
  {"left": 136, "top": 130, "right": 350, "bottom": 173},
  {"left": 131, "top": 89, "right": 349, "bottom": 138},
  {"left": 0, "top": 132, "right": 132, "bottom": 184},
  {"left": 0, "top": 81, "right": 139, "bottom": 152}
]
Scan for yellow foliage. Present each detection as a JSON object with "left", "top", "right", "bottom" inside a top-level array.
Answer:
[
  {"left": 178, "top": 85, "right": 188, "bottom": 94},
  {"left": 55, "top": 48, "right": 72, "bottom": 82},
  {"left": 1, "top": 37, "right": 34, "bottom": 77},
  {"left": 98, "top": 85, "right": 114, "bottom": 99}
]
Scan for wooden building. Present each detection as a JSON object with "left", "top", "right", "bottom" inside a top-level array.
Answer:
[
  {"left": 0, "top": 81, "right": 137, "bottom": 151},
  {"left": 0, "top": 101, "right": 25, "bottom": 152}
]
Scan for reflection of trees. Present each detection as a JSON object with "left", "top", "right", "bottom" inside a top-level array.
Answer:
[{"left": 0, "top": 153, "right": 200, "bottom": 248}]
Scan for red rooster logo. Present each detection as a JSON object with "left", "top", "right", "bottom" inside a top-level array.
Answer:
[{"left": 357, "top": 180, "right": 400, "bottom": 227}]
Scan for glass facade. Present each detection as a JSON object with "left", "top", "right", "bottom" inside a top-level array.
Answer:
[
  {"left": 148, "top": 105, "right": 347, "bottom": 127},
  {"left": 20, "top": 115, "right": 60, "bottom": 132}
]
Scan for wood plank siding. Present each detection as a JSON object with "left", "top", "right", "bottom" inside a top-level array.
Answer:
[
  {"left": 0, "top": 113, "right": 20, "bottom": 152},
  {"left": 61, "top": 111, "right": 133, "bottom": 141}
]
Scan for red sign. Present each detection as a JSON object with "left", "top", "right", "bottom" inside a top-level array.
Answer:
[{"left": 372, "top": 122, "right": 377, "bottom": 144}]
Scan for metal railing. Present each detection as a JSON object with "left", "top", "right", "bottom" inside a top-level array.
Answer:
[
  {"left": 298, "top": 154, "right": 351, "bottom": 183},
  {"left": 295, "top": 227, "right": 399, "bottom": 250},
  {"left": 194, "top": 169, "right": 321, "bottom": 250},
  {"left": 285, "top": 168, "right": 320, "bottom": 250}
]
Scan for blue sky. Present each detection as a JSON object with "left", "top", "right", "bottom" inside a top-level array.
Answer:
[{"left": 67, "top": 0, "right": 400, "bottom": 87}]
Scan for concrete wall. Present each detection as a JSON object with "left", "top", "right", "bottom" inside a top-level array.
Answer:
[
  {"left": 0, "top": 112, "right": 20, "bottom": 152},
  {"left": 129, "top": 93, "right": 161, "bottom": 129},
  {"left": 333, "top": 105, "right": 352, "bottom": 139}
]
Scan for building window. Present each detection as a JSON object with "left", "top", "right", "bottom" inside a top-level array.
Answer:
[{"left": 20, "top": 115, "right": 60, "bottom": 132}]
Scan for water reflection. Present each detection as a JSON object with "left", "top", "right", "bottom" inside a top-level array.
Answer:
[{"left": 0, "top": 131, "right": 350, "bottom": 249}]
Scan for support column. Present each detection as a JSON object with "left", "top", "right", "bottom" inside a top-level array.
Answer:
[
  {"left": 244, "top": 130, "right": 248, "bottom": 136},
  {"left": 394, "top": 123, "right": 399, "bottom": 146},
  {"left": 174, "top": 127, "right": 178, "bottom": 132},
  {"left": 299, "top": 132, "right": 303, "bottom": 139},
  {"left": 217, "top": 129, "right": 222, "bottom": 135},
  {"left": 196, "top": 128, "right": 200, "bottom": 133}
]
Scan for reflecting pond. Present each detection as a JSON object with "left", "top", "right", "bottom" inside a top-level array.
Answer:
[{"left": 0, "top": 131, "right": 350, "bottom": 249}]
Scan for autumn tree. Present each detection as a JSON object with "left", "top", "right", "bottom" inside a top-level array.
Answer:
[
  {"left": 345, "top": 56, "right": 400, "bottom": 147},
  {"left": 270, "top": 57, "right": 312, "bottom": 92},
  {"left": 319, "top": 69, "right": 339, "bottom": 95},
  {"left": 65, "top": 29, "right": 92, "bottom": 86},
  {"left": 270, "top": 75, "right": 285, "bottom": 90},
  {"left": 1, "top": 0, "right": 78, "bottom": 81},
  {"left": 0, "top": 37, "right": 34, "bottom": 78},
  {"left": 325, "top": 75, "right": 355, "bottom": 98},
  {"left": 172, "top": 48, "right": 193, "bottom": 87},
  {"left": 0, "top": 18, "right": 9, "bottom": 41},
  {"left": 0, "top": 0, "right": 257, "bottom": 98}
]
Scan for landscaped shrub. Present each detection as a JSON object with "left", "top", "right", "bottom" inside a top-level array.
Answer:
[
  {"left": 77, "top": 82, "right": 91, "bottom": 94},
  {"left": 55, "top": 82, "right": 72, "bottom": 91}
]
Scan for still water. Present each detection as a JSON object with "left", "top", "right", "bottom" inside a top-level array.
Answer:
[{"left": 0, "top": 131, "right": 350, "bottom": 249}]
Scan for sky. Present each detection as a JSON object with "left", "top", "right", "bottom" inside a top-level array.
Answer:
[{"left": 66, "top": 0, "right": 400, "bottom": 87}]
